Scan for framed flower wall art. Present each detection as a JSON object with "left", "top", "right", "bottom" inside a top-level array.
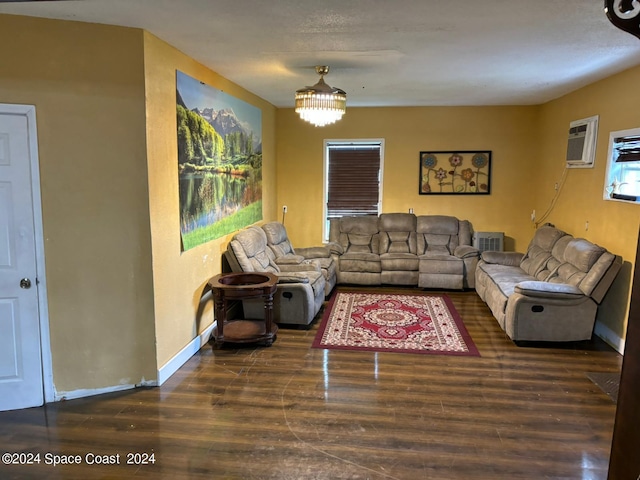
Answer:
[{"left": 419, "top": 151, "right": 491, "bottom": 195}]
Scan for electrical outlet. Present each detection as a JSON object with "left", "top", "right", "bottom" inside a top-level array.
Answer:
[
  {"left": 585, "top": 220, "right": 589, "bottom": 231},
  {"left": 554, "top": 182, "right": 559, "bottom": 191},
  {"left": 409, "top": 208, "right": 414, "bottom": 214},
  {"left": 282, "top": 205, "right": 288, "bottom": 213},
  {"left": 531, "top": 210, "right": 536, "bottom": 222}
]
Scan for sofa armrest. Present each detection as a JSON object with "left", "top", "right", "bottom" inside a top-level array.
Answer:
[
  {"left": 481, "top": 251, "right": 524, "bottom": 266},
  {"left": 296, "top": 245, "right": 331, "bottom": 259},
  {"left": 275, "top": 273, "right": 310, "bottom": 284},
  {"left": 514, "top": 281, "right": 584, "bottom": 299},
  {"left": 274, "top": 254, "right": 306, "bottom": 265},
  {"left": 326, "top": 241, "right": 344, "bottom": 255},
  {"left": 279, "top": 263, "right": 321, "bottom": 273},
  {"left": 454, "top": 245, "right": 480, "bottom": 259}
]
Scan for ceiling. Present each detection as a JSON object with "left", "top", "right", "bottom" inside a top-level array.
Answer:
[{"left": 2, "top": 0, "right": 640, "bottom": 108}]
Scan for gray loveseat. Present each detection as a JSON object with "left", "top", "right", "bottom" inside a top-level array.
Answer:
[
  {"left": 475, "top": 224, "right": 622, "bottom": 342},
  {"left": 223, "top": 224, "right": 337, "bottom": 326},
  {"left": 328, "top": 213, "right": 480, "bottom": 289}
]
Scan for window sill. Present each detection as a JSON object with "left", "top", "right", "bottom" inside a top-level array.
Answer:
[{"left": 604, "top": 193, "right": 640, "bottom": 204}]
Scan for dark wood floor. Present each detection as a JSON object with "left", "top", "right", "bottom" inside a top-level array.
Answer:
[{"left": 0, "top": 288, "right": 623, "bottom": 480}]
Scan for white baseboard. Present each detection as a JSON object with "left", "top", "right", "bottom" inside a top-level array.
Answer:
[
  {"left": 54, "top": 377, "right": 157, "bottom": 402},
  {"left": 157, "top": 323, "right": 215, "bottom": 385},
  {"left": 594, "top": 320, "right": 625, "bottom": 354}
]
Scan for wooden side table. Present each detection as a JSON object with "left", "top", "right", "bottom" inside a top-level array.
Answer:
[{"left": 208, "top": 272, "right": 278, "bottom": 347}]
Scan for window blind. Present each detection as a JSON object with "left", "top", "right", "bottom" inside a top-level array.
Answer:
[{"left": 327, "top": 144, "right": 381, "bottom": 218}]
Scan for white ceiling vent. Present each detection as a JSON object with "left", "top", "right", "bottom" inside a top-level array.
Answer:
[{"left": 566, "top": 115, "right": 599, "bottom": 169}]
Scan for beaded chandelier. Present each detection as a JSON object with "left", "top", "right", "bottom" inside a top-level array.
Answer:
[{"left": 295, "top": 66, "right": 346, "bottom": 127}]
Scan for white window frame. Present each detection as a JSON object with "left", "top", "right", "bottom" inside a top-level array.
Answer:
[
  {"left": 604, "top": 127, "right": 640, "bottom": 203},
  {"left": 323, "top": 139, "right": 385, "bottom": 241}
]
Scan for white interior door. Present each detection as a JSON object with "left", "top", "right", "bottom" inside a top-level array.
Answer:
[{"left": 0, "top": 110, "right": 44, "bottom": 411}]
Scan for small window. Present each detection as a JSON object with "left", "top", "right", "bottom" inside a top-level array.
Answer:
[
  {"left": 604, "top": 127, "right": 640, "bottom": 203},
  {"left": 323, "top": 140, "right": 384, "bottom": 240}
]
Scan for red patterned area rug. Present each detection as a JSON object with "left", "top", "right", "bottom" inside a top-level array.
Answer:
[{"left": 312, "top": 291, "right": 479, "bottom": 356}]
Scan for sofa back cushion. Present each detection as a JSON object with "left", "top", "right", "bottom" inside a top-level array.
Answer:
[
  {"left": 335, "top": 215, "right": 380, "bottom": 254},
  {"left": 230, "top": 226, "right": 279, "bottom": 273},
  {"left": 416, "top": 215, "right": 463, "bottom": 255},
  {"left": 521, "top": 226, "right": 617, "bottom": 298},
  {"left": 543, "top": 237, "right": 608, "bottom": 295},
  {"left": 262, "top": 222, "right": 295, "bottom": 258},
  {"left": 379, "top": 213, "right": 417, "bottom": 254},
  {"left": 519, "top": 225, "right": 567, "bottom": 277},
  {"left": 530, "top": 234, "right": 572, "bottom": 280}
]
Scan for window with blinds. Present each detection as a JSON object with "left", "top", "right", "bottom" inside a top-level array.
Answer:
[{"left": 324, "top": 140, "right": 383, "bottom": 238}]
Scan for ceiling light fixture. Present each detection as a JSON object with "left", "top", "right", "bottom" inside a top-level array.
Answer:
[{"left": 295, "top": 66, "right": 346, "bottom": 127}]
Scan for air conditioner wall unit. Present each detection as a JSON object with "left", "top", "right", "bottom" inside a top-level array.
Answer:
[{"left": 566, "top": 115, "right": 599, "bottom": 168}]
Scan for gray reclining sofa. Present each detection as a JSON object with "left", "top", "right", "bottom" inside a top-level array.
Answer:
[
  {"left": 328, "top": 213, "right": 480, "bottom": 289},
  {"left": 475, "top": 224, "right": 622, "bottom": 342}
]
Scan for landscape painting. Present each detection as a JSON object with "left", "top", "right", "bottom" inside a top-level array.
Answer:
[{"left": 177, "top": 71, "right": 262, "bottom": 251}]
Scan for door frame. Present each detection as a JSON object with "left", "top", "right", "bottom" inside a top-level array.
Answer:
[{"left": 1, "top": 103, "right": 53, "bottom": 404}]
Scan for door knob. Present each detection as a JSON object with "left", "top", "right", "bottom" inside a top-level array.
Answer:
[{"left": 19, "top": 278, "right": 31, "bottom": 289}]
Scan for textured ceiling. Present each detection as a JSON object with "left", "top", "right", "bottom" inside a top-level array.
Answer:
[{"left": 2, "top": 0, "right": 640, "bottom": 107}]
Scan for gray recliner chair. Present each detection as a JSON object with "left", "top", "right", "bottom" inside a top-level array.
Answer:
[
  {"left": 328, "top": 215, "right": 382, "bottom": 285},
  {"left": 261, "top": 221, "right": 336, "bottom": 298},
  {"left": 224, "top": 226, "right": 325, "bottom": 326},
  {"left": 416, "top": 215, "right": 480, "bottom": 289},
  {"left": 378, "top": 213, "right": 419, "bottom": 285}
]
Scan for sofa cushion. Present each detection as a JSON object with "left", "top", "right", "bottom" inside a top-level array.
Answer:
[
  {"left": 339, "top": 215, "right": 380, "bottom": 235},
  {"left": 519, "top": 225, "right": 567, "bottom": 277},
  {"left": 379, "top": 213, "right": 417, "bottom": 254},
  {"left": 379, "top": 212, "right": 416, "bottom": 231},
  {"left": 519, "top": 245, "right": 552, "bottom": 278},
  {"left": 380, "top": 252, "right": 418, "bottom": 271},
  {"left": 419, "top": 246, "right": 451, "bottom": 256},
  {"left": 262, "top": 222, "right": 295, "bottom": 257},
  {"left": 542, "top": 238, "right": 606, "bottom": 290},
  {"left": 419, "top": 256, "right": 463, "bottom": 275},
  {"left": 340, "top": 252, "right": 381, "bottom": 273},
  {"left": 416, "top": 216, "right": 461, "bottom": 255},
  {"left": 274, "top": 254, "right": 305, "bottom": 265},
  {"left": 311, "top": 257, "right": 336, "bottom": 274},
  {"left": 477, "top": 262, "right": 534, "bottom": 299},
  {"left": 380, "top": 231, "right": 416, "bottom": 253},
  {"left": 417, "top": 215, "right": 459, "bottom": 235},
  {"left": 230, "top": 227, "right": 279, "bottom": 274},
  {"left": 532, "top": 235, "right": 571, "bottom": 281},
  {"left": 532, "top": 225, "right": 568, "bottom": 251},
  {"left": 564, "top": 239, "right": 606, "bottom": 272},
  {"left": 341, "top": 232, "right": 379, "bottom": 254}
]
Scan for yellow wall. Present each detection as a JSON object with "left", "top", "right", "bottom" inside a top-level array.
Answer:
[
  {"left": 0, "top": 15, "right": 157, "bottom": 391},
  {"left": 277, "top": 106, "right": 540, "bottom": 252},
  {"left": 535, "top": 65, "right": 640, "bottom": 342},
  {"left": 143, "top": 32, "right": 278, "bottom": 369}
]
